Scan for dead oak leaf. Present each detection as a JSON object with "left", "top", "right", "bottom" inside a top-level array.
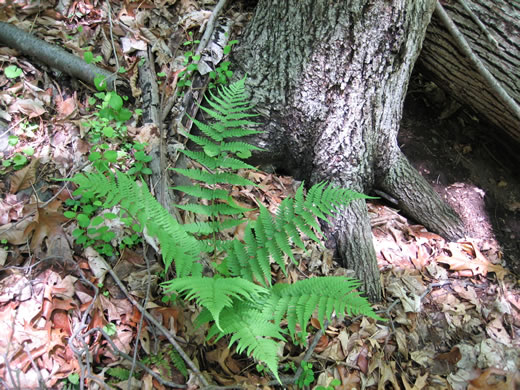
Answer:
[
  {"left": 9, "top": 158, "right": 40, "bottom": 193},
  {"left": 55, "top": 94, "right": 77, "bottom": 119},
  {"left": 24, "top": 206, "right": 68, "bottom": 254}
]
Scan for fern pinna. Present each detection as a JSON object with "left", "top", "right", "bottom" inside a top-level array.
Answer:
[
  {"left": 68, "top": 170, "right": 202, "bottom": 277},
  {"left": 67, "top": 77, "right": 383, "bottom": 383},
  {"left": 171, "top": 76, "right": 263, "bottom": 251}
]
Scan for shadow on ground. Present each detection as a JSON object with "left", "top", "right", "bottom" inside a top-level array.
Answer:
[{"left": 399, "top": 73, "right": 520, "bottom": 276}]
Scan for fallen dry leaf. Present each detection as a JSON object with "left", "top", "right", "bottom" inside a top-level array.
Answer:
[
  {"left": 0, "top": 194, "right": 24, "bottom": 224},
  {"left": 24, "top": 205, "right": 68, "bottom": 255},
  {"left": 9, "top": 98, "right": 47, "bottom": 118},
  {"left": 9, "top": 157, "right": 40, "bottom": 193}
]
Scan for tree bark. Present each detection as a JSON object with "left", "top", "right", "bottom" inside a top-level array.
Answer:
[
  {"left": 233, "top": 0, "right": 465, "bottom": 301},
  {"left": 419, "top": 0, "right": 520, "bottom": 144}
]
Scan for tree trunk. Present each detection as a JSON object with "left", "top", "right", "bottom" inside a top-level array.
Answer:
[
  {"left": 419, "top": 0, "right": 520, "bottom": 144},
  {"left": 233, "top": 0, "right": 465, "bottom": 301}
]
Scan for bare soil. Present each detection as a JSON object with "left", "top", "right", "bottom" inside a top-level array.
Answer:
[{"left": 399, "top": 73, "right": 520, "bottom": 276}]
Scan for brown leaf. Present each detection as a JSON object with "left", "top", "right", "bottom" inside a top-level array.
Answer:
[
  {"left": 56, "top": 95, "right": 77, "bottom": 119},
  {"left": 0, "top": 194, "right": 24, "bottom": 224},
  {"left": 9, "top": 98, "right": 46, "bottom": 118},
  {"left": 0, "top": 218, "right": 34, "bottom": 245},
  {"left": 468, "top": 368, "right": 517, "bottom": 390},
  {"left": 435, "top": 346, "right": 461, "bottom": 364},
  {"left": 24, "top": 205, "right": 68, "bottom": 254},
  {"left": 9, "top": 158, "right": 40, "bottom": 193}
]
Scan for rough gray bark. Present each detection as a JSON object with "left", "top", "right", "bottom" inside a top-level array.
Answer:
[
  {"left": 233, "top": 0, "right": 466, "bottom": 300},
  {"left": 420, "top": 0, "right": 520, "bottom": 144}
]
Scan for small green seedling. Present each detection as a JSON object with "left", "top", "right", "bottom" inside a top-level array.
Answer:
[
  {"left": 67, "top": 373, "right": 79, "bottom": 385},
  {"left": 103, "top": 323, "right": 117, "bottom": 336},
  {"left": 315, "top": 378, "right": 341, "bottom": 390},
  {"left": 83, "top": 50, "right": 102, "bottom": 64},
  {"left": 127, "top": 143, "right": 153, "bottom": 176},
  {"left": 208, "top": 40, "right": 238, "bottom": 89},
  {"left": 4, "top": 65, "right": 22, "bottom": 79},
  {"left": 8, "top": 136, "right": 18, "bottom": 146},
  {"left": 296, "top": 362, "right": 315, "bottom": 388}
]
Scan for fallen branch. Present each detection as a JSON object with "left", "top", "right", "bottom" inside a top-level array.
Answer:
[{"left": 0, "top": 22, "right": 119, "bottom": 91}]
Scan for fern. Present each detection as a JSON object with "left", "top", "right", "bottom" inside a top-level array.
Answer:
[
  {"left": 170, "top": 77, "right": 262, "bottom": 251},
  {"left": 204, "top": 302, "right": 286, "bottom": 383},
  {"left": 66, "top": 77, "right": 382, "bottom": 383},
  {"left": 106, "top": 367, "right": 132, "bottom": 381},
  {"left": 264, "top": 277, "right": 384, "bottom": 340},
  {"left": 224, "top": 182, "right": 371, "bottom": 286},
  {"left": 168, "top": 347, "right": 188, "bottom": 377},
  {"left": 187, "top": 276, "right": 383, "bottom": 381},
  {"left": 161, "top": 276, "right": 267, "bottom": 330},
  {"left": 68, "top": 171, "right": 201, "bottom": 277}
]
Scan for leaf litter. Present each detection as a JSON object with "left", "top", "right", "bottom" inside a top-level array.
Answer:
[{"left": 0, "top": 0, "right": 519, "bottom": 389}]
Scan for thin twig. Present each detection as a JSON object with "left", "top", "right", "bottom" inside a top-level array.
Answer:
[
  {"left": 98, "top": 256, "right": 210, "bottom": 387},
  {"left": 84, "top": 328, "right": 186, "bottom": 388},
  {"left": 195, "top": 0, "right": 230, "bottom": 57},
  {"left": 127, "top": 244, "right": 152, "bottom": 390},
  {"left": 105, "top": 0, "right": 120, "bottom": 93},
  {"left": 457, "top": 0, "right": 499, "bottom": 49},
  {"left": 161, "top": 0, "right": 230, "bottom": 121},
  {"left": 435, "top": 1, "right": 520, "bottom": 121}
]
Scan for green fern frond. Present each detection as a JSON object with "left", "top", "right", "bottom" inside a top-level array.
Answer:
[
  {"left": 175, "top": 202, "right": 250, "bottom": 217},
  {"left": 203, "top": 91, "right": 256, "bottom": 115},
  {"left": 161, "top": 276, "right": 267, "bottom": 330},
  {"left": 203, "top": 303, "right": 285, "bottom": 383},
  {"left": 224, "top": 182, "right": 370, "bottom": 285},
  {"left": 171, "top": 168, "right": 256, "bottom": 187},
  {"left": 264, "top": 277, "right": 385, "bottom": 340},
  {"left": 179, "top": 150, "right": 257, "bottom": 171},
  {"left": 182, "top": 219, "right": 245, "bottom": 235},
  {"left": 106, "top": 367, "right": 131, "bottom": 380},
  {"left": 171, "top": 185, "right": 230, "bottom": 201},
  {"left": 69, "top": 171, "right": 201, "bottom": 276},
  {"left": 216, "top": 140, "right": 262, "bottom": 156},
  {"left": 168, "top": 347, "right": 188, "bottom": 377}
]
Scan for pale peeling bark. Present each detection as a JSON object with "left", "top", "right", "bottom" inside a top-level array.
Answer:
[
  {"left": 420, "top": 0, "right": 520, "bottom": 143},
  {"left": 234, "top": 0, "right": 465, "bottom": 300}
]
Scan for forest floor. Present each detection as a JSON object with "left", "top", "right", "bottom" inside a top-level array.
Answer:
[{"left": 0, "top": 1, "right": 519, "bottom": 389}]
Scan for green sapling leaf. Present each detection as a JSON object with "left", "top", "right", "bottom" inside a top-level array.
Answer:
[{"left": 4, "top": 65, "right": 22, "bottom": 79}]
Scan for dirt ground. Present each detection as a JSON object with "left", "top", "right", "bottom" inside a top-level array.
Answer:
[{"left": 400, "top": 72, "right": 520, "bottom": 277}]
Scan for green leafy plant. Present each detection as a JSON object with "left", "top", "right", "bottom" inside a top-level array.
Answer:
[
  {"left": 142, "top": 345, "right": 188, "bottom": 378},
  {"left": 83, "top": 90, "right": 133, "bottom": 144},
  {"left": 67, "top": 77, "right": 383, "bottom": 382},
  {"left": 62, "top": 372, "right": 80, "bottom": 390},
  {"left": 106, "top": 367, "right": 133, "bottom": 381},
  {"left": 177, "top": 34, "right": 238, "bottom": 93},
  {"left": 177, "top": 32, "right": 201, "bottom": 92},
  {"left": 64, "top": 193, "right": 117, "bottom": 257},
  {"left": 296, "top": 362, "right": 315, "bottom": 388},
  {"left": 8, "top": 135, "right": 19, "bottom": 146},
  {"left": 208, "top": 40, "right": 238, "bottom": 89},
  {"left": 83, "top": 50, "right": 103, "bottom": 65},
  {"left": 316, "top": 378, "right": 341, "bottom": 390},
  {"left": 2, "top": 150, "right": 31, "bottom": 170},
  {"left": 103, "top": 323, "right": 117, "bottom": 336},
  {"left": 127, "top": 143, "right": 153, "bottom": 177},
  {"left": 4, "top": 65, "right": 22, "bottom": 79}
]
